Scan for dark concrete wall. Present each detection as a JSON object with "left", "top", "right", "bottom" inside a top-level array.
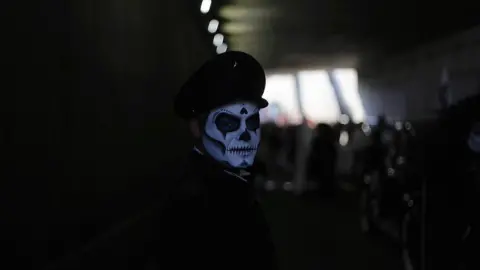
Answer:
[
  {"left": 358, "top": 25, "right": 480, "bottom": 121},
  {"left": 2, "top": 0, "right": 213, "bottom": 268}
]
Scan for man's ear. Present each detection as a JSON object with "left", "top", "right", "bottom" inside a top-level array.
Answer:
[{"left": 189, "top": 119, "right": 202, "bottom": 138}]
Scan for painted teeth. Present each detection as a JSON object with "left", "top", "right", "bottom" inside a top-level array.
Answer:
[{"left": 228, "top": 147, "right": 255, "bottom": 152}]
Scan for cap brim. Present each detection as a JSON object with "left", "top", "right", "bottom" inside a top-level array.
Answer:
[
  {"left": 231, "top": 97, "right": 268, "bottom": 109},
  {"left": 255, "top": 97, "right": 269, "bottom": 109}
]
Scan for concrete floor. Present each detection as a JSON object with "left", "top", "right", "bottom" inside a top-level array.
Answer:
[
  {"left": 261, "top": 191, "right": 404, "bottom": 270},
  {"left": 42, "top": 186, "right": 406, "bottom": 270}
]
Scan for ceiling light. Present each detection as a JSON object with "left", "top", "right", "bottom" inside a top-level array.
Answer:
[
  {"left": 208, "top": 19, "right": 219, "bottom": 33},
  {"left": 216, "top": 44, "right": 228, "bottom": 54},
  {"left": 213, "top": 33, "right": 224, "bottom": 47},
  {"left": 200, "top": 0, "right": 211, "bottom": 14}
]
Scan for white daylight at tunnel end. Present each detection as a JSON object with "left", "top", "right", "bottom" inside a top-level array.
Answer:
[
  {"left": 262, "top": 68, "right": 365, "bottom": 125},
  {"left": 333, "top": 69, "right": 365, "bottom": 123},
  {"left": 298, "top": 70, "right": 341, "bottom": 124},
  {"left": 262, "top": 74, "right": 302, "bottom": 124}
]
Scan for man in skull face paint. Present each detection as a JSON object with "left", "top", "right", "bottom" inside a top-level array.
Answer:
[
  {"left": 202, "top": 102, "right": 261, "bottom": 168},
  {"left": 148, "top": 51, "right": 276, "bottom": 270}
]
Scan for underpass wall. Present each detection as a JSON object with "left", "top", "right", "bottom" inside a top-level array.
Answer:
[
  {"left": 68, "top": 0, "right": 213, "bottom": 196},
  {"left": 3, "top": 0, "right": 214, "bottom": 267},
  {"left": 359, "top": 25, "right": 480, "bottom": 121}
]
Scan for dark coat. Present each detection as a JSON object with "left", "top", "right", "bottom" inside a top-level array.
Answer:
[
  {"left": 148, "top": 150, "right": 277, "bottom": 269},
  {"left": 43, "top": 150, "right": 276, "bottom": 270}
]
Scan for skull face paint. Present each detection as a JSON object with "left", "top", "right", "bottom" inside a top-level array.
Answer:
[{"left": 202, "top": 102, "right": 261, "bottom": 168}]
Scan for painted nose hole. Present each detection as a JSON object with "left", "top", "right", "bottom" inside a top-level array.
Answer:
[{"left": 239, "top": 130, "right": 251, "bottom": 141}]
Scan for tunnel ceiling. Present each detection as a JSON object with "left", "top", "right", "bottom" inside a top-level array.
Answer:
[{"left": 197, "top": 0, "right": 480, "bottom": 70}]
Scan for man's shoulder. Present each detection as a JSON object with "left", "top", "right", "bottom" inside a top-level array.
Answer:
[
  {"left": 168, "top": 179, "right": 208, "bottom": 206},
  {"left": 172, "top": 156, "right": 210, "bottom": 197}
]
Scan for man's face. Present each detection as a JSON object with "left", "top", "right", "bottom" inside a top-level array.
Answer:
[{"left": 202, "top": 101, "right": 261, "bottom": 168}]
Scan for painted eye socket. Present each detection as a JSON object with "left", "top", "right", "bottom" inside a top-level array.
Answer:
[
  {"left": 246, "top": 113, "right": 260, "bottom": 130},
  {"left": 215, "top": 113, "right": 240, "bottom": 133}
]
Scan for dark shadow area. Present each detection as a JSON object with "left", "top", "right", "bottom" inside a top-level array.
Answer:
[
  {"left": 2, "top": 1, "right": 212, "bottom": 268},
  {"left": 2, "top": 1, "right": 480, "bottom": 270}
]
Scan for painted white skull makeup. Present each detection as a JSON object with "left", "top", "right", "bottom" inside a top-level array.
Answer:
[{"left": 202, "top": 102, "right": 261, "bottom": 168}]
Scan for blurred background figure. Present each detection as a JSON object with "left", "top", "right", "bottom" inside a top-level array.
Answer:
[
  {"left": 367, "top": 115, "right": 389, "bottom": 173},
  {"left": 307, "top": 123, "right": 338, "bottom": 197}
]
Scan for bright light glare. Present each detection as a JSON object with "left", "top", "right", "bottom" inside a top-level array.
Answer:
[
  {"left": 216, "top": 43, "right": 227, "bottom": 54},
  {"left": 200, "top": 0, "right": 211, "bottom": 14},
  {"left": 263, "top": 74, "right": 302, "bottom": 124},
  {"left": 333, "top": 69, "right": 365, "bottom": 123},
  {"left": 213, "top": 33, "right": 224, "bottom": 46},
  {"left": 339, "top": 114, "right": 350, "bottom": 124},
  {"left": 208, "top": 19, "right": 219, "bottom": 33},
  {"left": 339, "top": 131, "right": 349, "bottom": 146},
  {"left": 395, "top": 121, "right": 403, "bottom": 130},
  {"left": 361, "top": 123, "right": 371, "bottom": 135},
  {"left": 298, "top": 70, "right": 341, "bottom": 124}
]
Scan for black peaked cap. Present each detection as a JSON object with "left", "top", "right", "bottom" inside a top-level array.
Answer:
[{"left": 174, "top": 51, "right": 268, "bottom": 119}]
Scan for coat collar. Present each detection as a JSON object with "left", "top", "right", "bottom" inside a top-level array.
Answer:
[{"left": 192, "top": 147, "right": 251, "bottom": 183}]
